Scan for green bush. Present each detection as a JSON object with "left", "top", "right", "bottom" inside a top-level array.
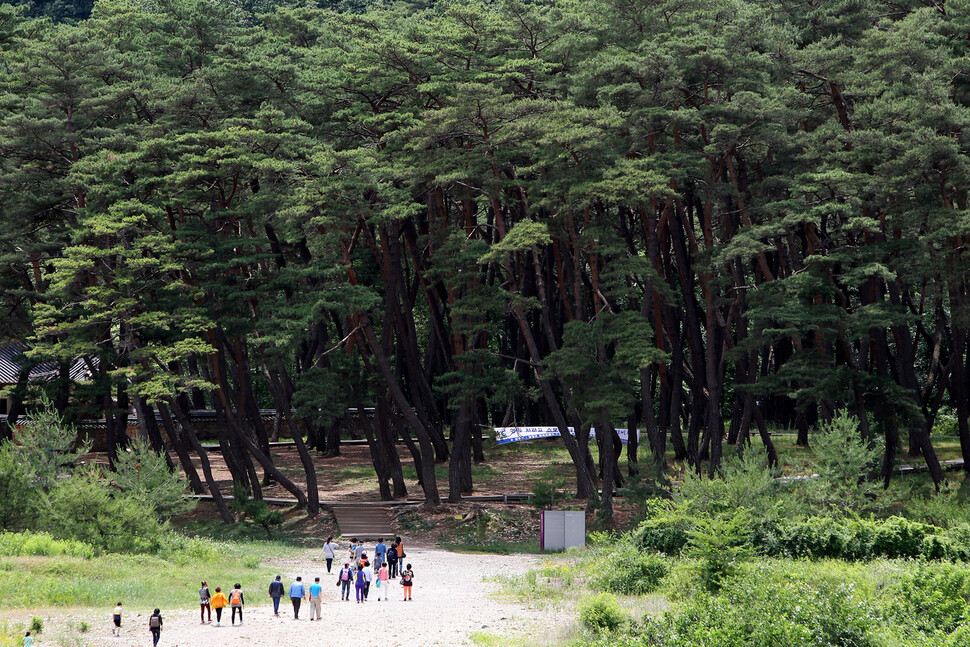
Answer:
[
  {"left": 590, "top": 545, "right": 669, "bottom": 595},
  {"left": 676, "top": 450, "right": 781, "bottom": 519},
  {"left": 637, "top": 566, "right": 879, "bottom": 647},
  {"left": 531, "top": 470, "right": 567, "bottom": 509},
  {"left": 637, "top": 513, "right": 970, "bottom": 562},
  {"left": 686, "top": 512, "right": 753, "bottom": 592},
  {"left": 632, "top": 512, "right": 692, "bottom": 555},
  {"left": 41, "top": 468, "right": 166, "bottom": 553},
  {"left": 112, "top": 440, "right": 196, "bottom": 520},
  {"left": 28, "top": 618, "right": 42, "bottom": 634},
  {"left": 579, "top": 592, "right": 626, "bottom": 632},
  {"left": 797, "top": 411, "right": 887, "bottom": 516},
  {"left": 885, "top": 564, "right": 970, "bottom": 634},
  {"left": 0, "top": 446, "right": 36, "bottom": 531},
  {"left": 871, "top": 516, "right": 934, "bottom": 558}
]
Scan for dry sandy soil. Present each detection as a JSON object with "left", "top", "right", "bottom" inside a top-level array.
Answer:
[{"left": 28, "top": 547, "right": 569, "bottom": 647}]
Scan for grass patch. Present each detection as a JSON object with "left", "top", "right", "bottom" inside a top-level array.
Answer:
[{"left": 0, "top": 534, "right": 290, "bottom": 611}]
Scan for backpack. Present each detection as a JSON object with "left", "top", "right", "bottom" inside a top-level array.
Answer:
[
  {"left": 230, "top": 589, "right": 242, "bottom": 605},
  {"left": 341, "top": 568, "right": 350, "bottom": 581},
  {"left": 149, "top": 616, "right": 160, "bottom": 629}
]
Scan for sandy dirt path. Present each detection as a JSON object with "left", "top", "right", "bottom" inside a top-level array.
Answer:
[{"left": 31, "top": 548, "right": 562, "bottom": 647}]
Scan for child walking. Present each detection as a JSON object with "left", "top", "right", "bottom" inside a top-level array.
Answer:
[
  {"left": 23, "top": 632, "right": 33, "bottom": 647},
  {"left": 401, "top": 564, "right": 414, "bottom": 601},
  {"left": 112, "top": 602, "right": 123, "bottom": 636},
  {"left": 354, "top": 564, "right": 367, "bottom": 603},
  {"left": 210, "top": 587, "right": 228, "bottom": 626},
  {"left": 199, "top": 581, "right": 212, "bottom": 623},
  {"left": 377, "top": 562, "right": 389, "bottom": 601},
  {"left": 229, "top": 583, "right": 245, "bottom": 625}
]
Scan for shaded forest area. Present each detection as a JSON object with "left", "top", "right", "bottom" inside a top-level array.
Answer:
[{"left": 1, "top": 0, "right": 969, "bottom": 516}]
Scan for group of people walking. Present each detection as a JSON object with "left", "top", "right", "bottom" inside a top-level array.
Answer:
[
  {"left": 106, "top": 535, "right": 416, "bottom": 643},
  {"left": 323, "top": 536, "right": 414, "bottom": 604},
  {"left": 197, "top": 582, "right": 246, "bottom": 626},
  {"left": 106, "top": 602, "right": 165, "bottom": 645}
]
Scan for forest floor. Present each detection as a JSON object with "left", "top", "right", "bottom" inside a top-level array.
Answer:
[{"left": 8, "top": 546, "right": 570, "bottom": 647}]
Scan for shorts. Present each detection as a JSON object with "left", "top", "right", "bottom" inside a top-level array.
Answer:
[{"left": 113, "top": 616, "right": 121, "bottom": 627}]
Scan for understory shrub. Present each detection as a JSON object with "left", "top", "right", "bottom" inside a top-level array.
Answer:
[
  {"left": 42, "top": 468, "right": 167, "bottom": 553},
  {"left": 589, "top": 544, "right": 669, "bottom": 595},
  {"left": 579, "top": 592, "right": 626, "bottom": 632},
  {"left": 686, "top": 512, "right": 753, "bottom": 592},
  {"left": 634, "top": 567, "right": 881, "bottom": 647},
  {"left": 0, "top": 447, "right": 36, "bottom": 531},
  {"left": 636, "top": 513, "right": 970, "bottom": 562},
  {"left": 884, "top": 563, "right": 970, "bottom": 634},
  {"left": 632, "top": 512, "right": 692, "bottom": 555}
]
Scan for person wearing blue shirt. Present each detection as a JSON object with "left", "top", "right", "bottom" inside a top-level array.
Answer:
[
  {"left": 288, "top": 577, "right": 306, "bottom": 619},
  {"left": 308, "top": 577, "right": 323, "bottom": 620},
  {"left": 374, "top": 538, "right": 387, "bottom": 570}
]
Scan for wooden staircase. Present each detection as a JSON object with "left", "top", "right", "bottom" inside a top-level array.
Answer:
[{"left": 330, "top": 503, "right": 394, "bottom": 539}]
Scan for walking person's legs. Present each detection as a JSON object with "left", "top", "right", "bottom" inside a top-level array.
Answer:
[
  {"left": 215, "top": 608, "right": 222, "bottom": 626},
  {"left": 326, "top": 558, "right": 333, "bottom": 573},
  {"left": 151, "top": 629, "right": 160, "bottom": 646},
  {"left": 291, "top": 597, "right": 301, "bottom": 619},
  {"left": 273, "top": 596, "right": 280, "bottom": 615}
]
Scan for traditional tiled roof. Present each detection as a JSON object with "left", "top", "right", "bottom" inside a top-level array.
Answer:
[{"left": 0, "top": 344, "right": 94, "bottom": 385}]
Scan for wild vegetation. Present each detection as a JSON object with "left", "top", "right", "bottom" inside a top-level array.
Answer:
[
  {"left": 492, "top": 427, "right": 970, "bottom": 646},
  {"left": 1, "top": 0, "right": 968, "bottom": 517}
]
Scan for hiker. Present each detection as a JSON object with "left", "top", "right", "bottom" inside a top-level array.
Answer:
[
  {"left": 268, "top": 575, "right": 285, "bottom": 617},
  {"left": 289, "top": 576, "right": 306, "bottom": 619},
  {"left": 309, "top": 577, "right": 323, "bottom": 621},
  {"left": 401, "top": 564, "right": 413, "bottom": 601},
  {"left": 211, "top": 587, "right": 228, "bottom": 626},
  {"left": 348, "top": 538, "right": 358, "bottom": 565},
  {"left": 199, "top": 581, "right": 212, "bottom": 623},
  {"left": 112, "top": 602, "right": 123, "bottom": 637},
  {"left": 148, "top": 609, "right": 163, "bottom": 647},
  {"left": 353, "top": 539, "right": 364, "bottom": 569},
  {"left": 377, "top": 561, "right": 389, "bottom": 601},
  {"left": 337, "top": 562, "right": 353, "bottom": 601},
  {"left": 23, "top": 631, "right": 32, "bottom": 647},
  {"left": 354, "top": 561, "right": 367, "bottom": 603},
  {"left": 322, "top": 536, "right": 338, "bottom": 574},
  {"left": 229, "top": 583, "right": 245, "bottom": 625},
  {"left": 374, "top": 537, "right": 387, "bottom": 570},
  {"left": 362, "top": 560, "right": 374, "bottom": 600},
  {"left": 386, "top": 540, "right": 399, "bottom": 578},
  {"left": 395, "top": 536, "right": 405, "bottom": 565}
]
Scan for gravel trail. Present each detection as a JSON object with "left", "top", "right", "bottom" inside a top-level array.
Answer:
[{"left": 39, "top": 547, "right": 559, "bottom": 647}]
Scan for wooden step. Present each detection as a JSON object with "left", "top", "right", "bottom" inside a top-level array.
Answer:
[{"left": 330, "top": 504, "right": 394, "bottom": 539}]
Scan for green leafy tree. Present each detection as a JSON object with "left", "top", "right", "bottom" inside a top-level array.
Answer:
[
  {"left": 0, "top": 443, "right": 37, "bottom": 530},
  {"left": 41, "top": 466, "right": 166, "bottom": 553},
  {"left": 111, "top": 440, "right": 196, "bottom": 520},
  {"left": 12, "top": 398, "right": 90, "bottom": 491},
  {"left": 798, "top": 411, "right": 886, "bottom": 515}
]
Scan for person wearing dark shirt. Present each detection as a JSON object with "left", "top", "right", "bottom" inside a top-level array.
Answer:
[{"left": 268, "top": 575, "right": 285, "bottom": 617}]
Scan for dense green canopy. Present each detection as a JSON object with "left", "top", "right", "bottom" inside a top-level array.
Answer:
[{"left": 1, "top": 0, "right": 968, "bottom": 512}]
